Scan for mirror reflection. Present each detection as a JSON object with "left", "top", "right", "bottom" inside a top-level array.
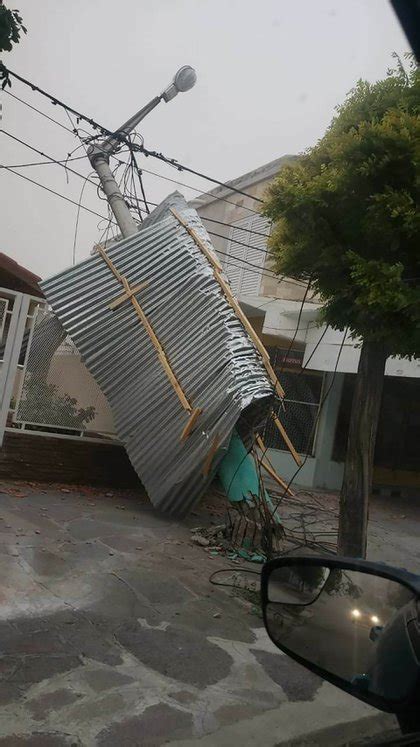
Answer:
[{"left": 266, "top": 565, "right": 417, "bottom": 703}]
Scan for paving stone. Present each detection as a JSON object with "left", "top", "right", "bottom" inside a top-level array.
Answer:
[
  {"left": 67, "top": 692, "right": 126, "bottom": 723},
  {"left": 9, "top": 655, "right": 81, "bottom": 685},
  {"left": 0, "top": 683, "right": 25, "bottom": 706},
  {"left": 96, "top": 703, "right": 193, "bottom": 746},
  {"left": 115, "top": 622, "right": 232, "bottom": 687},
  {"left": 251, "top": 649, "right": 322, "bottom": 701},
  {"left": 81, "top": 668, "right": 134, "bottom": 693},
  {"left": 168, "top": 690, "right": 197, "bottom": 704},
  {"left": 28, "top": 689, "right": 81, "bottom": 721}
]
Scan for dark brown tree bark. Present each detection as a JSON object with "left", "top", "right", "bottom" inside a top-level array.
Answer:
[{"left": 337, "top": 340, "right": 388, "bottom": 558}]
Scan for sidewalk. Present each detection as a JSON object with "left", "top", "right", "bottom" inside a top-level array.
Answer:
[{"left": 0, "top": 483, "right": 400, "bottom": 745}]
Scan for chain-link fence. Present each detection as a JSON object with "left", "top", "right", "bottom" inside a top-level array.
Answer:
[{"left": 14, "top": 308, "right": 116, "bottom": 438}]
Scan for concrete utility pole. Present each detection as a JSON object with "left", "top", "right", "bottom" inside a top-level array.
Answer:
[{"left": 88, "top": 66, "right": 197, "bottom": 238}]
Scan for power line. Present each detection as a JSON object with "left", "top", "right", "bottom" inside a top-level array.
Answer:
[
  {"left": 72, "top": 171, "right": 95, "bottom": 265},
  {"left": 2, "top": 165, "right": 117, "bottom": 224},
  {"left": 1, "top": 130, "right": 309, "bottom": 287},
  {"left": 0, "top": 155, "right": 87, "bottom": 169},
  {"left": 268, "top": 327, "right": 348, "bottom": 520},
  {"left": 202, "top": 214, "right": 269, "bottom": 237},
  {"left": 2, "top": 128, "right": 312, "bottom": 293},
  {"left": 0, "top": 160, "right": 282, "bottom": 283},
  {"left": 1, "top": 130, "right": 101, "bottom": 188},
  {"left": 130, "top": 160, "right": 261, "bottom": 216},
  {"left": 4, "top": 90, "right": 75, "bottom": 133},
  {"left": 5, "top": 67, "right": 264, "bottom": 204},
  {"left": 221, "top": 257, "right": 283, "bottom": 282},
  {"left": 277, "top": 279, "right": 313, "bottom": 375},
  {"left": 4, "top": 94, "right": 264, "bottom": 220}
]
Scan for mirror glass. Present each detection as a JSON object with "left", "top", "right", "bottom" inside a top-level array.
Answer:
[{"left": 266, "top": 564, "right": 418, "bottom": 704}]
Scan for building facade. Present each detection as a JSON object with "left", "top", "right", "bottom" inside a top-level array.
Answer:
[{"left": 191, "top": 158, "right": 420, "bottom": 495}]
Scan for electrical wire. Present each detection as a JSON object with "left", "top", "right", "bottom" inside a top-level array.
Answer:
[
  {"left": 5, "top": 91, "right": 261, "bottom": 216},
  {"left": 2, "top": 165, "right": 118, "bottom": 224},
  {"left": 202, "top": 215, "right": 270, "bottom": 238},
  {"left": 208, "top": 229, "right": 277, "bottom": 261},
  {"left": 0, "top": 155, "right": 87, "bottom": 169},
  {"left": 1, "top": 131, "right": 281, "bottom": 265},
  {"left": 5, "top": 67, "right": 264, "bottom": 204},
  {"left": 72, "top": 170, "right": 95, "bottom": 265},
  {"left": 1, "top": 130, "right": 311, "bottom": 292},
  {"left": 1, "top": 159, "right": 289, "bottom": 283},
  {"left": 4, "top": 89, "right": 75, "bottom": 133},
  {"left": 129, "top": 161, "right": 262, "bottom": 216},
  {"left": 0, "top": 133, "right": 315, "bottom": 295},
  {"left": 269, "top": 327, "right": 349, "bottom": 520},
  {"left": 2, "top": 130, "right": 280, "bottom": 274},
  {"left": 130, "top": 149, "right": 150, "bottom": 215},
  {"left": 209, "top": 568, "right": 261, "bottom": 589},
  {"left": 1, "top": 130, "right": 101, "bottom": 189},
  {"left": 276, "top": 278, "right": 313, "bottom": 375}
]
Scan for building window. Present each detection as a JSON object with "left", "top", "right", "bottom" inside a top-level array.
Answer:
[
  {"left": 263, "top": 348, "right": 324, "bottom": 456},
  {"left": 224, "top": 214, "right": 270, "bottom": 296}
]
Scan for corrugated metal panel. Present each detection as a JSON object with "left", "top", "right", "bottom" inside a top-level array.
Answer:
[{"left": 40, "top": 194, "right": 274, "bottom": 515}]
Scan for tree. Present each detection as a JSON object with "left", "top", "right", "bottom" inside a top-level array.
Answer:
[
  {"left": 0, "top": 2, "right": 26, "bottom": 88},
  {"left": 263, "top": 58, "right": 420, "bottom": 558}
]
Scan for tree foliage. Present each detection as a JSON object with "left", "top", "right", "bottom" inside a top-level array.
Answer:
[
  {"left": 263, "top": 58, "right": 420, "bottom": 358},
  {"left": 0, "top": 3, "right": 26, "bottom": 87}
]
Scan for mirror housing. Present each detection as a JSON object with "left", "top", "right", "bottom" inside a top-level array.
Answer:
[{"left": 261, "top": 556, "right": 420, "bottom": 716}]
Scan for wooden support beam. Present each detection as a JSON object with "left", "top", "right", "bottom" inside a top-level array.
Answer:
[
  {"left": 97, "top": 245, "right": 192, "bottom": 413},
  {"left": 202, "top": 434, "right": 221, "bottom": 476},
  {"left": 170, "top": 209, "right": 285, "bottom": 399},
  {"left": 271, "top": 412, "right": 302, "bottom": 467},
  {"left": 108, "top": 281, "right": 149, "bottom": 310},
  {"left": 170, "top": 208, "right": 223, "bottom": 272},
  {"left": 181, "top": 407, "right": 203, "bottom": 441},
  {"left": 97, "top": 247, "right": 123, "bottom": 282},
  {"left": 259, "top": 457, "right": 294, "bottom": 496},
  {"left": 255, "top": 433, "right": 295, "bottom": 496}
]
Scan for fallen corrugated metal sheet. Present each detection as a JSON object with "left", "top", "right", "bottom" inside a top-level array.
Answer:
[{"left": 41, "top": 194, "right": 274, "bottom": 514}]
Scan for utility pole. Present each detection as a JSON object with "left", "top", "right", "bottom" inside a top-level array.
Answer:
[{"left": 88, "top": 66, "right": 197, "bottom": 239}]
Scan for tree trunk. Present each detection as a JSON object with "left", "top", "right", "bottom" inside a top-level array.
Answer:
[{"left": 337, "top": 340, "right": 388, "bottom": 558}]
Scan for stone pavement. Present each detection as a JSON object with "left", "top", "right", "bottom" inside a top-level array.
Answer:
[{"left": 0, "top": 485, "right": 396, "bottom": 746}]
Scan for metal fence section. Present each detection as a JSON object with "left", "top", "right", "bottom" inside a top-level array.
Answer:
[
  {"left": 14, "top": 306, "right": 116, "bottom": 438},
  {"left": 41, "top": 193, "right": 274, "bottom": 514},
  {"left": 264, "top": 369, "right": 323, "bottom": 455}
]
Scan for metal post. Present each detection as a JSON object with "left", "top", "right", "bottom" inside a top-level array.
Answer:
[{"left": 90, "top": 152, "right": 138, "bottom": 238}]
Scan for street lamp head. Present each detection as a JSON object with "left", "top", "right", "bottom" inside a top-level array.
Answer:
[
  {"left": 174, "top": 65, "right": 197, "bottom": 92},
  {"left": 161, "top": 65, "right": 197, "bottom": 102}
]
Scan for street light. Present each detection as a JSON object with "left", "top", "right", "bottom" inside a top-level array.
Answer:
[
  {"left": 92, "top": 65, "right": 197, "bottom": 157},
  {"left": 162, "top": 66, "right": 197, "bottom": 102},
  {"left": 88, "top": 65, "right": 197, "bottom": 238}
]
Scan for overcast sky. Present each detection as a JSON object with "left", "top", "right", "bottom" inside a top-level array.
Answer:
[{"left": 1, "top": 0, "right": 409, "bottom": 279}]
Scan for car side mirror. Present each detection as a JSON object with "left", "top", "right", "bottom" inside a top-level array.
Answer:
[{"left": 261, "top": 557, "right": 420, "bottom": 720}]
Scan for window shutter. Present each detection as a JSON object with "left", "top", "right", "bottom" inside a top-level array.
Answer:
[{"left": 225, "top": 214, "right": 270, "bottom": 296}]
